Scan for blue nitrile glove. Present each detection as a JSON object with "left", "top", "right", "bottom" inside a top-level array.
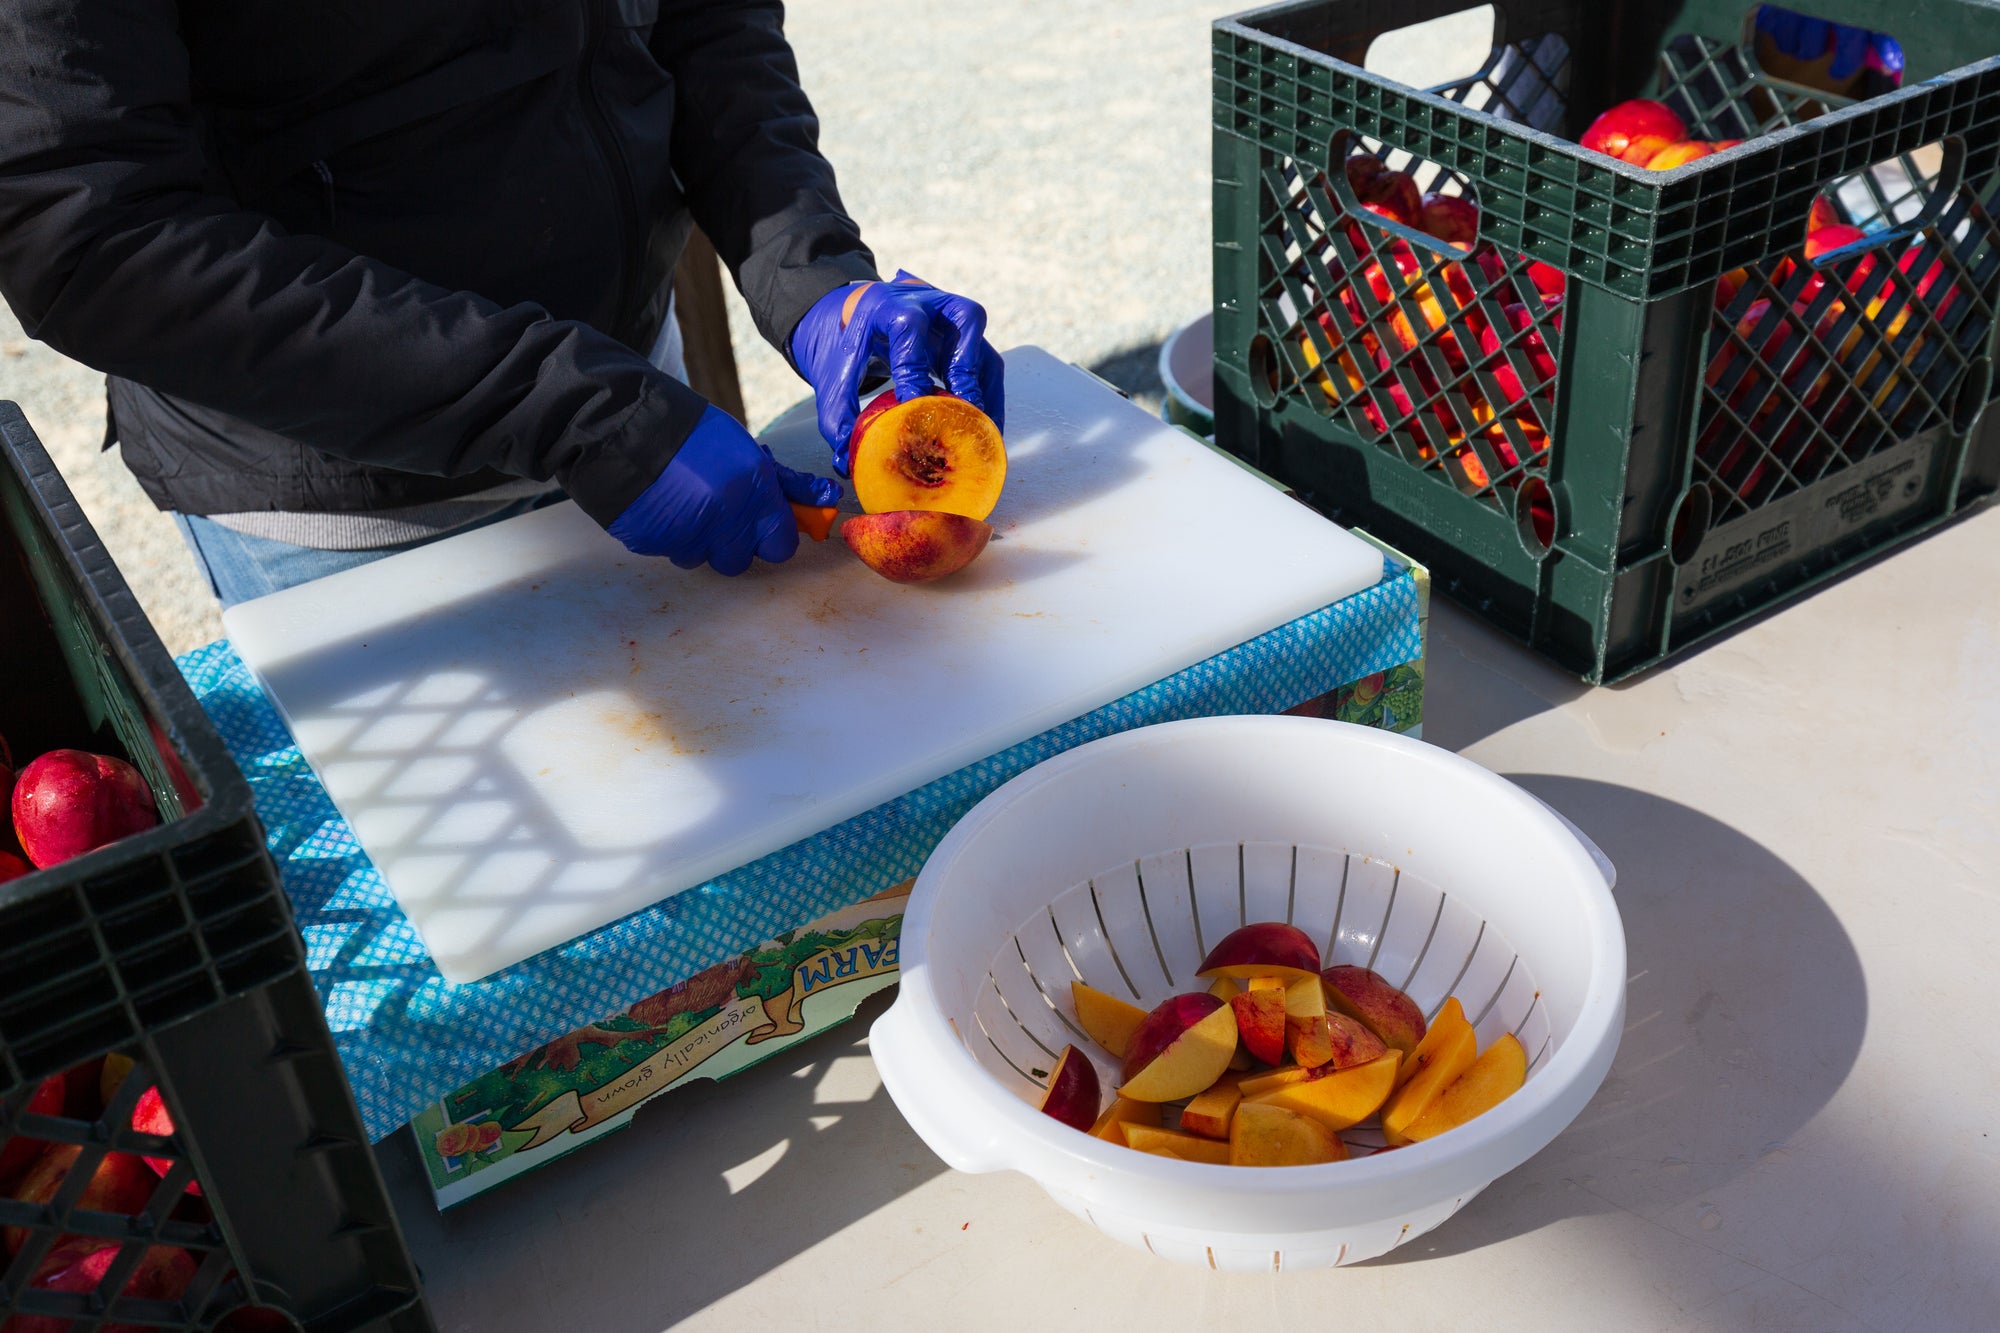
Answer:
[
  {"left": 607, "top": 404, "right": 840, "bottom": 575},
  {"left": 789, "top": 270, "right": 1005, "bottom": 473},
  {"left": 1756, "top": 5, "right": 1900, "bottom": 84}
]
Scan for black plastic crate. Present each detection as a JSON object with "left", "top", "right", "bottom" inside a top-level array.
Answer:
[
  {"left": 1212, "top": 0, "right": 2000, "bottom": 680},
  {"left": 0, "top": 403, "right": 430, "bottom": 1331}
]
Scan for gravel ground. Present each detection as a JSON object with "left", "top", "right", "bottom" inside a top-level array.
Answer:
[{"left": 0, "top": 1, "right": 1480, "bottom": 655}]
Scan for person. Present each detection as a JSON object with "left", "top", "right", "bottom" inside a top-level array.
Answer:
[{"left": 0, "top": 1, "right": 1003, "bottom": 605}]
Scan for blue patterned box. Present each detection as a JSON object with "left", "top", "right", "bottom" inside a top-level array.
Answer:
[{"left": 177, "top": 544, "right": 1424, "bottom": 1199}]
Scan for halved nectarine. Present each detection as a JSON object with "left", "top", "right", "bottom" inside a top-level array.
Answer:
[
  {"left": 840, "top": 510, "right": 992, "bottom": 584},
  {"left": 849, "top": 392, "right": 1006, "bottom": 521}
]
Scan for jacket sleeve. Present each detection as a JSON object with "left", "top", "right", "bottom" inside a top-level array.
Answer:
[
  {"left": 653, "top": 0, "right": 881, "bottom": 357},
  {"left": 0, "top": 0, "right": 697, "bottom": 525}
]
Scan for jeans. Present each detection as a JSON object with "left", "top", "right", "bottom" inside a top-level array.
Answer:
[{"left": 174, "top": 491, "right": 567, "bottom": 608}]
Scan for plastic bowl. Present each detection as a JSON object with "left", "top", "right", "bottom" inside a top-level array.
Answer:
[{"left": 870, "top": 717, "right": 1623, "bottom": 1270}]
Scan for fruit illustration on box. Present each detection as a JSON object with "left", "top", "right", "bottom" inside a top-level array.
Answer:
[
  {"left": 841, "top": 389, "right": 1006, "bottom": 585},
  {"left": 1034, "top": 922, "right": 1527, "bottom": 1167}
]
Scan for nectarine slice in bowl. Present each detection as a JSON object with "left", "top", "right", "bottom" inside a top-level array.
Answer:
[{"left": 849, "top": 392, "right": 1006, "bottom": 521}]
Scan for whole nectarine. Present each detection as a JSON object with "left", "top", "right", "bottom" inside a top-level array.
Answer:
[
  {"left": 1579, "top": 98, "right": 1687, "bottom": 165},
  {"left": 12, "top": 750, "right": 158, "bottom": 869}
]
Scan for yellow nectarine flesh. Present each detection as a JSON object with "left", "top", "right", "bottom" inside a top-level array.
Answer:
[
  {"left": 1123, "top": 1123, "right": 1232, "bottom": 1165},
  {"left": 840, "top": 510, "right": 992, "bottom": 584},
  {"left": 1071, "top": 981, "right": 1147, "bottom": 1060},
  {"left": 1118, "top": 1001, "right": 1241, "bottom": 1103},
  {"left": 1243, "top": 1051, "right": 1399, "bottom": 1131},
  {"left": 850, "top": 394, "right": 1006, "bottom": 521},
  {"left": 1404, "top": 1032, "right": 1527, "bottom": 1141},
  {"left": 1392, "top": 995, "right": 1465, "bottom": 1092},
  {"left": 1089, "top": 1096, "right": 1161, "bottom": 1144},
  {"left": 1179, "top": 1078, "right": 1244, "bottom": 1140},
  {"left": 1381, "top": 1008, "right": 1477, "bottom": 1143},
  {"left": 1206, "top": 974, "right": 1242, "bottom": 1002},
  {"left": 1229, "top": 1102, "right": 1346, "bottom": 1167}
]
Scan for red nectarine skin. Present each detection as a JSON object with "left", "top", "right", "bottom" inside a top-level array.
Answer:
[
  {"left": 1119, "top": 993, "right": 1225, "bottom": 1085},
  {"left": 11, "top": 750, "right": 159, "bottom": 869},
  {"left": 1321, "top": 964, "right": 1428, "bottom": 1052},
  {"left": 13, "top": 1240, "right": 197, "bottom": 1333},
  {"left": 1198, "top": 921, "right": 1322, "bottom": 978},
  {"left": 1579, "top": 99, "right": 1687, "bottom": 163},
  {"left": 1036, "top": 1045, "right": 1103, "bottom": 1133},
  {"left": 840, "top": 510, "right": 993, "bottom": 584},
  {"left": 0, "top": 1074, "right": 63, "bottom": 1189},
  {"left": 1419, "top": 193, "right": 1479, "bottom": 249}
]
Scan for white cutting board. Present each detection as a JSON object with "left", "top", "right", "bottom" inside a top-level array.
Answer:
[{"left": 223, "top": 347, "right": 1383, "bottom": 982}]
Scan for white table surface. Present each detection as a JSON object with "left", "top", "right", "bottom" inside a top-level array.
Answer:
[{"left": 374, "top": 504, "right": 2000, "bottom": 1333}]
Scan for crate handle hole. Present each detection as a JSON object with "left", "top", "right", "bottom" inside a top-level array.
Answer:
[
  {"left": 1515, "top": 476, "right": 1556, "bottom": 557},
  {"left": 1746, "top": 5, "right": 1904, "bottom": 102},
  {"left": 1668, "top": 484, "right": 1713, "bottom": 566},
  {"left": 1248, "top": 334, "right": 1285, "bottom": 408},
  {"left": 1363, "top": 4, "right": 1497, "bottom": 91},
  {"left": 1949, "top": 357, "right": 1993, "bottom": 438}
]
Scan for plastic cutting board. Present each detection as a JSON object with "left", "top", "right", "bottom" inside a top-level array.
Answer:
[{"left": 222, "top": 347, "right": 1385, "bottom": 981}]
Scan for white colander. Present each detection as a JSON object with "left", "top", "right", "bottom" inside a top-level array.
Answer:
[{"left": 870, "top": 717, "right": 1623, "bottom": 1270}]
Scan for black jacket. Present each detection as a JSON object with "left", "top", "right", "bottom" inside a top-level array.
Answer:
[{"left": 0, "top": 0, "right": 879, "bottom": 522}]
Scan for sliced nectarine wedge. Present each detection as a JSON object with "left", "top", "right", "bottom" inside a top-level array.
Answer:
[
  {"left": 1380, "top": 1004, "right": 1477, "bottom": 1144},
  {"left": 1035, "top": 1045, "right": 1102, "bottom": 1132},
  {"left": 1229, "top": 1102, "right": 1346, "bottom": 1167},
  {"left": 1179, "top": 1077, "right": 1243, "bottom": 1140},
  {"left": 1071, "top": 981, "right": 1147, "bottom": 1060},
  {"left": 841, "top": 510, "right": 992, "bottom": 584},
  {"left": 1118, "top": 995, "right": 1239, "bottom": 1102},
  {"left": 1391, "top": 995, "right": 1465, "bottom": 1092},
  {"left": 1229, "top": 986, "right": 1287, "bottom": 1066},
  {"left": 1242, "top": 1050, "right": 1399, "bottom": 1131},
  {"left": 1404, "top": 1032, "right": 1527, "bottom": 1141},
  {"left": 1322, "top": 964, "right": 1428, "bottom": 1054},
  {"left": 1122, "top": 1123, "right": 1232, "bottom": 1164},
  {"left": 1089, "top": 1096, "right": 1161, "bottom": 1143},
  {"left": 1197, "top": 922, "right": 1322, "bottom": 984},
  {"left": 849, "top": 392, "right": 1006, "bottom": 520}
]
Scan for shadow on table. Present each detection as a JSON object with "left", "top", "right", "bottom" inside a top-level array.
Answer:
[
  {"left": 378, "top": 987, "right": 940, "bottom": 1332},
  {"left": 1362, "top": 774, "right": 1873, "bottom": 1268}
]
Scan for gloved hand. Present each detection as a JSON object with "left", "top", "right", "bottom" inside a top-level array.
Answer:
[
  {"left": 607, "top": 404, "right": 840, "bottom": 574},
  {"left": 790, "top": 269, "right": 1005, "bottom": 473},
  {"left": 1755, "top": 5, "right": 1902, "bottom": 85}
]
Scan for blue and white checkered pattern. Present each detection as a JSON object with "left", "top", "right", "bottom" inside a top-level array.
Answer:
[{"left": 177, "top": 561, "right": 1421, "bottom": 1139}]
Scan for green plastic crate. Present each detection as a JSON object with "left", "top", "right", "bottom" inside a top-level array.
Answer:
[
  {"left": 1212, "top": 0, "right": 2000, "bottom": 681},
  {"left": 1, "top": 404, "right": 431, "bottom": 1331}
]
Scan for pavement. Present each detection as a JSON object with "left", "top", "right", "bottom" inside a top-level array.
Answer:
[{"left": 0, "top": 0, "right": 1254, "bottom": 655}]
